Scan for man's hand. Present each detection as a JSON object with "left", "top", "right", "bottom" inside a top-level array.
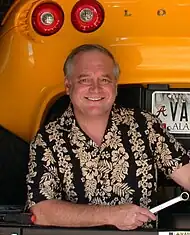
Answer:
[
  {"left": 170, "top": 163, "right": 190, "bottom": 191},
  {"left": 109, "top": 204, "right": 156, "bottom": 230}
]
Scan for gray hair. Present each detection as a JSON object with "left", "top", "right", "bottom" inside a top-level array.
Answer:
[{"left": 63, "top": 44, "right": 120, "bottom": 79}]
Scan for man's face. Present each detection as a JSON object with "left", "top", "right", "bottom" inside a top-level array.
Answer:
[{"left": 65, "top": 50, "right": 118, "bottom": 117}]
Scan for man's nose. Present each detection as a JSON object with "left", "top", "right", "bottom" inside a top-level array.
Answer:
[{"left": 89, "top": 81, "right": 101, "bottom": 92}]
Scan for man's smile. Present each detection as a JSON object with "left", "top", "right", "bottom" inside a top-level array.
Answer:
[{"left": 85, "top": 97, "right": 104, "bottom": 101}]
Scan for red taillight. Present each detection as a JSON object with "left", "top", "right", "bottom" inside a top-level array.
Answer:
[
  {"left": 71, "top": 0, "right": 104, "bottom": 33},
  {"left": 32, "top": 3, "right": 64, "bottom": 36}
]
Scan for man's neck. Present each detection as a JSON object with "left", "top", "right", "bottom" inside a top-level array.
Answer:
[{"left": 74, "top": 111, "right": 110, "bottom": 146}]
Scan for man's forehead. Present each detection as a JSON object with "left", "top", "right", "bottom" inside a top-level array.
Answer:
[
  {"left": 73, "top": 51, "right": 114, "bottom": 69},
  {"left": 73, "top": 63, "right": 112, "bottom": 76}
]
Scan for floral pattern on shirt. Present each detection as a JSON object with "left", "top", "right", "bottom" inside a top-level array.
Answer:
[{"left": 26, "top": 104, "right": 189, "bottom": 228}]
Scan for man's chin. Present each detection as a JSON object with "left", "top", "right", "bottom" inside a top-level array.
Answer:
[{"left": 85, "top": 107, "right": 111, "bottom": 117}]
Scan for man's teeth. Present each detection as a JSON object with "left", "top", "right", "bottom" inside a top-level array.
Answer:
[{"left": 87, "top": 97, "right": 102, "bottom": 101}]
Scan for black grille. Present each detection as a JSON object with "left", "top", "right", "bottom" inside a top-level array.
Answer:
[{"left": 0, "top": 0, "right": 14, "bottom": 24}]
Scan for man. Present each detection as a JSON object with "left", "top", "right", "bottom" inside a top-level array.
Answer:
[{"left": 26, "top": 44, "right": 190, "bottom": 230}]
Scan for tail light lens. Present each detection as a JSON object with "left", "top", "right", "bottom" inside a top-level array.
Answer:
[
  {"left": 71, "top": 0, "right": 104, "bottom": 33},
  {"left": 32, "top": 2, "right": 64, "bottom": 36}
]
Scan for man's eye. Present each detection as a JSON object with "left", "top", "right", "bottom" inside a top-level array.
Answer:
[
  {"left": 101, "top": 78, "right": 111, "bottom": 83},
  {"left": 79, "top": 78, "right": 89, "bottom": 84}
]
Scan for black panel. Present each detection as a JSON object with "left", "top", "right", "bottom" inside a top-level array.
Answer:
[
  {"left": 0, "top": 226, "right": 21, "bottom": 235},
  {"left": 0, "top": 0, "right": 14, "bottom": 24},
  {"left": 0, "top": 125, "right": 29, "bottom": 205},
  {"left": 23, "top": 227, "right": 157, "bottom": 235},
  {"left": 115, "top": 85, "right": 145, "bottom": 109},
  {"left": 147, "top": 84, "right": 169, "bottom": 91},
  {"left": 171, "top": 213, "right": 190, "bottom": 229},
  {"left": 44, "top": 95, "right": 70, "bottom": 125}
]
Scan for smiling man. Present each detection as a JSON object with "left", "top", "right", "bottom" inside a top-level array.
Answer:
[
  {"left": 26, "top": 44, "right": 190, "bottom": 230},
  {"left": 63, "top": 47, "right": 117, "bottom": 146}
]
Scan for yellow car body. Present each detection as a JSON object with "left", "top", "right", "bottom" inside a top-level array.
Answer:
[{"left": 1, "top": 0, "right": 190, "bottom": 142}]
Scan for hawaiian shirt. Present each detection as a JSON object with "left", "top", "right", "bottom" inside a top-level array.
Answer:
[{"left": 26, "top": 103, "right": 189, "bottom": 228}]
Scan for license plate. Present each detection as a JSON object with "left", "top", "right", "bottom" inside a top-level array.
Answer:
[
  {"left": 152, "top": 91, "right": 190, "bottom": 134},
  {"left": 159, "top": 232, "right": 190, "bottom": 235}
]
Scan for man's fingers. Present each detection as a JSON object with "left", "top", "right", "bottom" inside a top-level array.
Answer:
[
  {"left": 136, "top": 213, "right": 149, "bottom": 223},
  {"left": 139, "top": 207, "right": 156, "bottom": 221},
  {"left": 135, "top": 220, "right": 143, "bottom": 227},
  {"left": 126, "top": 225, "right": 138, "bottom": 230},
  {"left": 117, "top": 225, "right": 138, "bottom": 231}
]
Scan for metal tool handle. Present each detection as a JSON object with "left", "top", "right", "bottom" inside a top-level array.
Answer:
[{"left": 150, "top": 192, "right": 189, "bottom": 214}]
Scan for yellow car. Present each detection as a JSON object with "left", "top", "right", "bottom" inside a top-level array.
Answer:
[
  {"left": 1, "top": 0, "right": 190, "bottom": 144},
  {"left": 1, "top": 0, "right": 190, "bottom": 224}
]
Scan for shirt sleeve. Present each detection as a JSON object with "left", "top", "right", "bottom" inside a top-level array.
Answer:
[
  {"left": 26, "top": 127, "right": 62, "bottom": 210},
  {"left": 147, "top": 113, "right": 189, "bottom": 177}
]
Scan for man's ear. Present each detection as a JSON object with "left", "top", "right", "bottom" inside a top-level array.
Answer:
[{"left": 64, "top": 77, "right": 70, "bottom": 95}]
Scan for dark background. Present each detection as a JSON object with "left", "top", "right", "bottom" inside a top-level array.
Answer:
[{"left": 0, "top": 0, "right": 14, "bottom": 24}]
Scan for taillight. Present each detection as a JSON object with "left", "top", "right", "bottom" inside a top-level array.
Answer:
[
  {"left": 71, "top": 0, "right": 104, "bottom": 33},
  {"left": 32, "top": 2, "right": 64, "bottom": 36}
]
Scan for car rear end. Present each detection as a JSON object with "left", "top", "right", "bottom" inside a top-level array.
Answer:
[
  {"left": 0, "top": 0, "right": 190, "bottom": 142},
  {"left": 1, "top": 0, "right": 190, "bottom": 228}
]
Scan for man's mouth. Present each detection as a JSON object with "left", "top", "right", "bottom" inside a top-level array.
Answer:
[{"left": 85, "top": 97, "right": 104, "bottom": 101}]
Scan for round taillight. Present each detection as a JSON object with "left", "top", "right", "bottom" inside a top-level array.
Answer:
[
  {"left": 71, "top": 0, "right": 104, "bottom": 33},
  {"left": 32, "top": 3, "right": 64, "bottom": 36}
]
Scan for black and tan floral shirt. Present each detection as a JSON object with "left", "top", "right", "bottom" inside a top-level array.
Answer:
[{"left": 26, "top": 104, "right": 189, "bottom": 228}]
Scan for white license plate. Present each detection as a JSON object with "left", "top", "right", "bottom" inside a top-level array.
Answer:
[
  {"left": 152, "top": 91, "right": 190, "bottom": 134},
  {"left": 159, "top": 232, "right": 190, "bottom": 235}
]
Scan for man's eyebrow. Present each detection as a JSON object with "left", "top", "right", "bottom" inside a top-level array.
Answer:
[
  {"left": 101, "top": 74, "right": 112, "bottom": 79},
  {"left": 77, "top": 73, "right": 112, "bottom": 79},
  {"left": 77, "top": 74, "right": 91, "bottom": 79}
]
